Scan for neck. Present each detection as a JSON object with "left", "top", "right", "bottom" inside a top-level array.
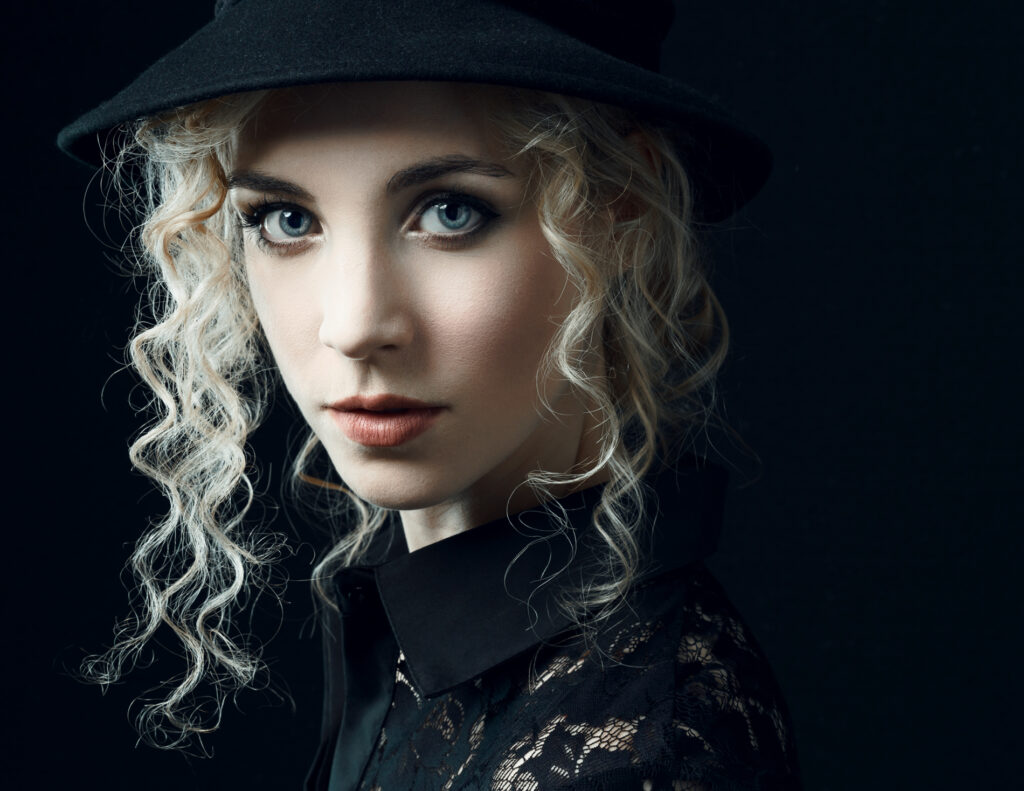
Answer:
[{"left": 399, "top": 403, "right": 610, "bottom": 552}]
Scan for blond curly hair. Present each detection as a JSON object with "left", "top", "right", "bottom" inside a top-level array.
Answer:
[{"left": 86, "top": 85, "right": 729, "bottom": 750}]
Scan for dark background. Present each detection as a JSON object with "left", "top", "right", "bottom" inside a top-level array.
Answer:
[{"left": 5, "top": 1, "right": 1020, "bottom": 788}]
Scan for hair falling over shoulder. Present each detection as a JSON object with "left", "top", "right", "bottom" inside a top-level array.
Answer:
[{"left": 88, "top": 88, "right": 729, "bottom": 750}]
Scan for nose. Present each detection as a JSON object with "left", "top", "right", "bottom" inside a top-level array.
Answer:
[{"left": 317, "top": 240, "right": 415, "bottom": 360}]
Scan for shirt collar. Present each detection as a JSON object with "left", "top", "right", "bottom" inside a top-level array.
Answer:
[{"left": 333, "top": 457, "right": 727, "bottom": 698}]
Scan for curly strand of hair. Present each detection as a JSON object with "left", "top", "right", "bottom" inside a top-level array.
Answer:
[
  {"left": 487, "top": 92, "right": 728, "bottom": 636},
  {"left": 80, "top": 93, "right": 283, "bottom": 751}
]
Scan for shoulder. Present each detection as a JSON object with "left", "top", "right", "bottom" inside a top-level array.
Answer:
[
  {"left": 492, "top": 563, "right": 801, "bottom": 790},
  {"left": 643, "top": 564, "right": 801, "bottom": 789}
]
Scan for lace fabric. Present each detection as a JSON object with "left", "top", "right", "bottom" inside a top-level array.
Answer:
[{"left": 357, "top": 563, "right": 800, "bottom": 790}]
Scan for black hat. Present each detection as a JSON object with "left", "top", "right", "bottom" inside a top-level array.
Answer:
[{"left": 57, "top": 0, "right": 770, "bottom": 222}]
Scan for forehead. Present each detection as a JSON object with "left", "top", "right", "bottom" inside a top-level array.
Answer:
[{"left": 235, "top": 81, "right": 509, "bottom": 169}]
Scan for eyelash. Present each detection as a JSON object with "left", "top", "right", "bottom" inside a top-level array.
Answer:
[
  {"left": 236, "top": 191, "right": 500, "bottom": 255},
  {"left": 408, "top": 191, "right": 499, "bottom": 245}
]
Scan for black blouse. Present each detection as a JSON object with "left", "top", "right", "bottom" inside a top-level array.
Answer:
[{"left": 305, "top": 459, "right": 801, "bottom": 790}]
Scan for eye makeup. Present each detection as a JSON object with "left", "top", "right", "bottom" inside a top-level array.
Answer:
[
  {"left": 234, "top": 187, "right": 502, "bottom": 256},
  {"left": 404, "top": 190, "right": 500, "bottom": 249},
  {"left": 236, "top": 198, "right": 321, "bottom": 255}
]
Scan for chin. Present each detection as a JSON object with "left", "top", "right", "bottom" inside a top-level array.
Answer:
[
  {"left": 348, "top": 484, "right": 447, "bottom": 512},
  {"left": 327, "top": 452, "right": 460, "bottom": 511}
]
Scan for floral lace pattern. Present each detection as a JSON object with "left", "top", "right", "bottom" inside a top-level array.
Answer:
[{"left": 358, "top": 563, "right": 800, "bottom": 790}]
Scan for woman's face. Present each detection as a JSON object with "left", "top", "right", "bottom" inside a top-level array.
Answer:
[{"left": 233, "top": 82, "right": 598, "bottom": 545}]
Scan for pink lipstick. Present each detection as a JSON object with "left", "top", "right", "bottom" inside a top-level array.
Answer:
[{"left": 326, "top": 394, "right": 443, "bottom": 447}]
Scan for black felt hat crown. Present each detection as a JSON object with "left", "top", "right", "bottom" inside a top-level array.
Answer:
[{"left": 58, "top": 0, "right": 770, "bottom": 222}]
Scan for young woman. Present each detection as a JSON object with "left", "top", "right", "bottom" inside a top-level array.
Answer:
[{"left": 60, "top": 1, "right": 801, "bottom": 788}]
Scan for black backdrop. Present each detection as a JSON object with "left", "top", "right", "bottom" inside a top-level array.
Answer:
[{"left": 5, "top": 2, "right": 1020, "bottom": 788}]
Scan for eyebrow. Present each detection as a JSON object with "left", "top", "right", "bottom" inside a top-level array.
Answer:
[
  {"left": 226, "top": 171, "right": 315, "bottom": 201},
  {"left": 385, "top": 155, "right": 513, "bottom": 194},
  {"left": 227, "top": 155, "right": 512, "bottom": 202}
]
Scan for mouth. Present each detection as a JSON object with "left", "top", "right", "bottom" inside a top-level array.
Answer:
[{"left": 325, "top": 395, "right": 444, "bottom": 447}]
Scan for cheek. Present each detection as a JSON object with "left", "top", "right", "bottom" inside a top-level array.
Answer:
[
  {"left": 423, "top": 246, "right": 571, "bottom": 402},
  {"left": 245, "top": 261, "right": 320, "bottom": 383}
]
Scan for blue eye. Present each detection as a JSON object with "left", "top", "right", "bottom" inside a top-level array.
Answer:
[
  {"left": 418, "top": 198, "right": 493, "bottom": 235},
  {"left": 432, "top": 203, "right": 472, "bottom": 230},
  {"left": 237, "top": 200, "right": 322, "bottom": 255},
  {"left": 263, "top": 208, "right": 314, "bottom": 240}
]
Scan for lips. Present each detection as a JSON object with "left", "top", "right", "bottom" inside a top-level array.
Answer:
[{"left": 326, "top": 394, "right": 443, "bottom": 447}]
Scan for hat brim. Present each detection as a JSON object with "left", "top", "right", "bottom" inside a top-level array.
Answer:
[{"left": 57, "top": 0, "right": 771, "bottom": 223}]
